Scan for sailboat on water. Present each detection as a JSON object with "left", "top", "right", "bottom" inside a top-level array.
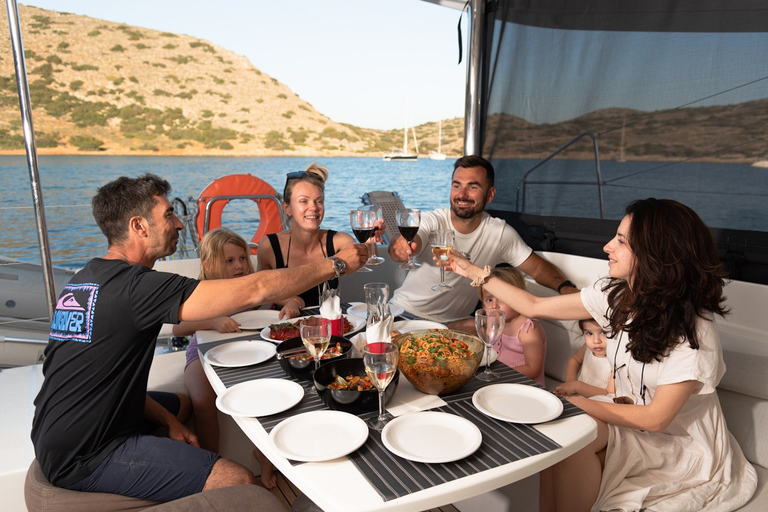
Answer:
[
  {"left": 383, "top": 125, "right": 418, "bottom": 161},
  {"left": 429, "top": 119, "right": 447, "bottom": 160}
]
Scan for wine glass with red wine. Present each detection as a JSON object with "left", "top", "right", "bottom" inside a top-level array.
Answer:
[
  {"left": 397, "top": 208, "right": 421, "bottom": 270},
  {"left": 350, "top": 209, "right": 376, "bottom": 272}
]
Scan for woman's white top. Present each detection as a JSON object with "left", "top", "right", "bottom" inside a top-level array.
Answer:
[{"left": 580, "top": 281, "right": 757, "bottom": 512}]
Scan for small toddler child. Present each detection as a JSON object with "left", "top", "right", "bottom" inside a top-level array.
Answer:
[
  {"left": 555, "top": 318, "right": 613, "bottom": 397},
  {"left": 478, "top": 267, "right": 547, "bottom": 385}
]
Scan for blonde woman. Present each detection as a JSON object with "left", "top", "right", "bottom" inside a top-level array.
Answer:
[{"left": 257, "top": 163, "right": 362, "bottom": 317}]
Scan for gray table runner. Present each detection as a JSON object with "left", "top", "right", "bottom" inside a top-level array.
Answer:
[{"left": 205, "top": 338, "right": 585, "bottom": 501}]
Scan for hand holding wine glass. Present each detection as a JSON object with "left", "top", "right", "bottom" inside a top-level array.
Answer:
[
  {"left": 361, "top": 205, "right": 385, "bottom": 266},
  {"left": 430, "top": 229, "right": 455, "bottom": 291},
  {"left": 350, "top": 209, "right": 376, "bottom": 273},
  {"left": 397, "top": 208, "right": 421, "bottom": 270},
  {"left": 475, "top": 309, "right": 505, "bottom": 381},
  {"left": 300, "top": 317, "right": 331, "bottom": 372},
  {"left": 363, "top": 342, "right": 399, "bottom": 430}
]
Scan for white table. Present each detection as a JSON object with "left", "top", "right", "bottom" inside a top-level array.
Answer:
[{"left": 200, "top": 337, "right": 596, "bottom": 512}]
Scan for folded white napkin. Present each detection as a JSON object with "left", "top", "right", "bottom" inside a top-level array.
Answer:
[
  {"left": 319, "top": 294, "right": 341, "bottom": 320},
  {"left": 365, "top": 313, "right": 393, "bottom": 343}
]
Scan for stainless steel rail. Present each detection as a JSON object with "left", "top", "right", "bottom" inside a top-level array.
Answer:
[
  {"left": 464, "top": 0, "right": 486, "bottom": 155},
  {"left": 515, "top": 131, "right": 605, "bottom": 219},
  {"left": 5, "top": 0, "right": 56, "bottom": 319}
]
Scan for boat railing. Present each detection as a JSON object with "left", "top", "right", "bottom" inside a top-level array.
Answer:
[
  {"left": 515, "top": 131, "right": 605, "bottom": 219},
  {"left": 161, "top": 197, "right": 200, "bottom": 260}
]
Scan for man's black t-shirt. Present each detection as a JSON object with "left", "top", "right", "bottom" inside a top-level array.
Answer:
[{"left": 31, "top": 259, "right": 199, "bottom": 486}]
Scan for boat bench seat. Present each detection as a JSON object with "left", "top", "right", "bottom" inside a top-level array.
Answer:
[
  {"left": 542, "top": 318, "right": 768, "bottom": 511},
  {"left": 24, "top": 459, "right": 287, "bottom": 512}
]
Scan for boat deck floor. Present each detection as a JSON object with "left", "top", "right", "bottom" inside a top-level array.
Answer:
[{"left": 268, "top": 472, "right": 460, "bottom": 512}]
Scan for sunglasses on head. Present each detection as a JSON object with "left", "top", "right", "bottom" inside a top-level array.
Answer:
[{"left": 286, "top": 171, "right": 311, "bottom": 180}]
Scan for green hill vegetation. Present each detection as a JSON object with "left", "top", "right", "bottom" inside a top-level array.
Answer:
[
  {"left": 0, "top": 5, "right": 464, "bottom": 156},
  {"left": 2, "top": 5, "right": 762, "bottom": 163}
]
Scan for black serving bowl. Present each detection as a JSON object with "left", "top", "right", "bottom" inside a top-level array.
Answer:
[
  {"left": 313, "top": 357, "right": 399, "bottom": 414},
  {"left": 276, "top": 335, "right": 353, "bottom": 381}
]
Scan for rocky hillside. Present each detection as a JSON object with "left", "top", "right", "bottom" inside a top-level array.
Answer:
[{"left": 0, "top": 5, "right": 465, "bottom": 156}]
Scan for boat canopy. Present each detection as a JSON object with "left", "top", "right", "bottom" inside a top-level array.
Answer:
[{"left": 457, "top": 0, "right": 768, "bottom": 284}]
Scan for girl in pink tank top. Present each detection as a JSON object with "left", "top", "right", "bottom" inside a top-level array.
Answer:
[{"left": 479, "top": 267, "right": 547, "bottom": 385}]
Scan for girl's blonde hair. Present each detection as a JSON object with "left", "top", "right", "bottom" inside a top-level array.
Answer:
[
  {"left": 198, "top": 227, "right": 254, "bottom": 280},
  {"left": 477, "top": 266, "right": 527, "bottom": 301}
]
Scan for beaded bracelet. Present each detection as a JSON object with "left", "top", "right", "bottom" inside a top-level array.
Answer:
[
  {"left": 470, "top": 265, "right": 493, "bottom": 287},
  {"left": 289, "top": 297, "right": 303, "bottom": 308}
]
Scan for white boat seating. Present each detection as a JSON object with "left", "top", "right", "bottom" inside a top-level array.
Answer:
[
  {"left": 24, "top": 459, "right": 287, "bottom": 512},
  {"left": 362, "top": 191, "right": 405, "bottom": 245}
]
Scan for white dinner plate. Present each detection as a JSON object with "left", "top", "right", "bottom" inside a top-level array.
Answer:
[
  {"left": 347, "top": 302, "right": 405, "bottom": 319},
  {"left": 381, "top": 411, "right": 482, "bottom": 463},
  {"left": 392, "top": 320, "right": 447, "bottom": 333},
  {"left": 231, "top": 310, "right": 281, "bottom": 330},
  {"left": 202, "top": 340, "right": 276, "bottom": 367},
  {"left": 472, "top": 383, "right": 564, "bottom": 424},
  {"left": 260, "top": 314, "right": 365, "bottom": 343},
  {"left": 269, "top": 411, "right": 369, "bottom": 462},
  {"left": 215, "top": 379, "right": 304, "bottom": 417}
]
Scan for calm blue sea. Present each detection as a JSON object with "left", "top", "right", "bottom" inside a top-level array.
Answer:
[{"left": 2, "top": 155, "right": 766, "bottom": 269}]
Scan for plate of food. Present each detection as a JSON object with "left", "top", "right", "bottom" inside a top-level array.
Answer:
[
  {"left": 381, "top": 411, "right": 482, "bottom": 463},
  {"left": 202, "top": 340, "right": 276, "bottom": 367},
  {"left": 472, "top": 383, "right": 563, "bottom": 424},
  {"left": 261, "top": 314, "right": 365, "bottom": 343},
  {"left": 215, "top": 379, "right": 304, "bottom": 417},
  {"left": 269, "top": 410, "right": 369, "bottom": 462},
  {"left": 230, "top": 310, "right": 281, "bottom": 330},
  {"left": 346, "top": 302, "right": 405, "bottom": 319}
]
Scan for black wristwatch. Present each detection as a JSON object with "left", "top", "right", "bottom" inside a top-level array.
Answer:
[
  {"left": 330, "top": 256, "right": 346, "bottom": 278},
  {"left": 557, "top": 280, "right": 577, "bottom": 293}
]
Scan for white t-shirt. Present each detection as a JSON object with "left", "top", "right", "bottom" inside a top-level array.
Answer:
[{"left": 390, "top": 208, "right": 532, "bottom": 323}]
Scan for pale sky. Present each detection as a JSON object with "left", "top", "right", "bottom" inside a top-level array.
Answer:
[{"left": 23, "top": 0, "right": 468, "bottom": 130}]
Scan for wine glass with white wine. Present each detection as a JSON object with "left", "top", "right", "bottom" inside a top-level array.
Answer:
[
  {"left": 363, "top": 342, "right": 399, "bottom": 430},
  {"left": 430, "top": 229, "right": 455, "bottom": 291},
  {"left": 300, "top": 317, "right": 331, "bottom": 373}
]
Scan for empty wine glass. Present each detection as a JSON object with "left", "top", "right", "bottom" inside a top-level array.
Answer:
[
  {"left": 350, "top": 209, "right": 376, "bottom": 272},
  {"left": 300, "top": 317, "right": 331, "bottom": 372},
  {"left": 363, "top": 342, "right": 399, "bottom": 430},
  {"left": 360, "top": 205, "right": 385, "bottom": 266},
  {"left": 430, "top": 229, "right": 455, "bottom": 291},
  {"left": 475, "top": 309, "right": 505, "bottom": 381},
  {"left": 397, "top": 209, "right": 421, "bottom": 270}
]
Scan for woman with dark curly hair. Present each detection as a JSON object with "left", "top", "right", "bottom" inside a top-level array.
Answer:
[{"left": 445, "top": 198, "right": 757, "bottom": 512}]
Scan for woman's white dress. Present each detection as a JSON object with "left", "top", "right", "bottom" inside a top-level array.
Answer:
[{"left": 581, "top": 282, "right": 757, "bottom": 512}]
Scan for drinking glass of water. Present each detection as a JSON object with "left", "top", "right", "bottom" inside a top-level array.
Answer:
[
  {"left": 430, "top": 229, "right": 455, "bottom": 291},
  {"left": 397, "top": 209, "right": 421, "bottom": 270},
  {"left": 363, "top": 342, "right": 399, "bottom": 430}
]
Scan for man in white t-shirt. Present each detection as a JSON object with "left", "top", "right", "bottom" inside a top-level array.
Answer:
[{"left": 389, "top": 155, "right": 578, "bottom": 326}]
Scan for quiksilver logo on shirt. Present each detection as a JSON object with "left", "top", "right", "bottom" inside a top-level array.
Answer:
[{"left": 50, "top": 284, "right": 98, "bottom": 343}]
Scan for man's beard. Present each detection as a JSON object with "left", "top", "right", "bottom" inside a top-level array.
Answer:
[{"left": 451, "top": 198, "right": 484, "bottom": 219}]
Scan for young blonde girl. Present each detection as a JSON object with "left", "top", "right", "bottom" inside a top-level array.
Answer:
[
  {"left": 555, "top": 318, "right": 613, "bottom": 398},
  {"left": 478, "top": 267, "right": 547, "bottom": 385},
  {"left": 172, "top": 227, "right": 275, "bottom": 488}
]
